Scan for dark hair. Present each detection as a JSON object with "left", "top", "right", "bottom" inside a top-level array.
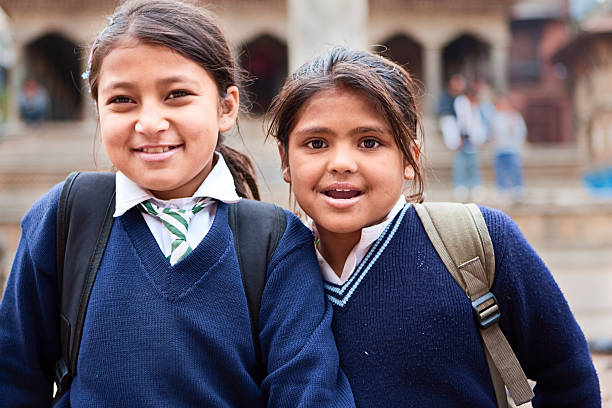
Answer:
[
  {"left": 266, "top": 46, "right": 424, "bottom": 202},
  {"left": 86, "top": 0, "right": 259, "bottom": 199}
]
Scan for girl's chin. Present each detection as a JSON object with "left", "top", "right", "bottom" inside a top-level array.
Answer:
[{"left": 315, "top": 221, "right": 365, "bottom": 237}]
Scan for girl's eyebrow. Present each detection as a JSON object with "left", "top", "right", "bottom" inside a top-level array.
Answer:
[
  {"left": 157, "top": 76, "right": 199, "bottom": 87},
  {"left": 100, "top": 81, "right": 134, "bottom": 94},
  {"left": 293, "top": 125, "right": 391, "bottom": 137},
  {"left": 352, "top": 126, "right": 389, "bottom": 135},
  {"left": 293, "top": 126, "right": 333, "bottom": 136},
  {"left": 100, "top": 76, "right": 199, "bottom": 94}
]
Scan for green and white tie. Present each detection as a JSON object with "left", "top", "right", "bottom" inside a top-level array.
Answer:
[{"left": 139, "top": 198, "right": 213, "bottom": 265}]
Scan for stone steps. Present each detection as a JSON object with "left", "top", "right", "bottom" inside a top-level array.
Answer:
[{"left": 0, "top": 120, "right": 610, "bottom": 251}]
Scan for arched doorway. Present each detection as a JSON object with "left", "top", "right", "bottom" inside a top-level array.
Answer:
[
  {"left": 239, "top": 34, "right": 288, "bottom": 115},
  {"left": 380, "top": 34, "right": 423, "bottom": 82},
  {"left": 442, "top": 33, "right": 490, "bottom": 85},
  {"left": 24, "top": 32, "right": 83, "bottom": 121}
]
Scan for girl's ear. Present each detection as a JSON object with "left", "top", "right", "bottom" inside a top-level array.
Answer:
[
  {"left": 218, "top": 85, "right": 240, "bottom": 132},
  {"left": 403, "top": 140, "right": 421, "bottom": 181},
  {"left": 404, "top": 165, "right": 415, "bottom": 180},
  {"left": 277, "top": 143, "right": 291, "bottom": 183}
]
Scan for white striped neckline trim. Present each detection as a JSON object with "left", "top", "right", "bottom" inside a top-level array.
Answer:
[{"left": 324, "top": 204, "right": 409, "bottom": 307}]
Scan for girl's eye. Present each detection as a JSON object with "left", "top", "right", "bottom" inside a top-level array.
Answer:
[
  {"left": 110, "top": 96, "right": 133, "bottom": 104},
  {"left": 168, "top": 90, "right": 189, "bottom": 99},
  {"left": 306, "top": 139, "right": 327, "bottom": 149},
  {"left": 360, "top": 138, "right": 380, "bottom": 149}
]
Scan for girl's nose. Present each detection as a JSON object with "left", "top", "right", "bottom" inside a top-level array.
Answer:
[
  {"left": 327, "top": 145, "right": 358, "bottom": 174},
  {"left": 135, "top": 105, "right": 170, "bottom": 135}
]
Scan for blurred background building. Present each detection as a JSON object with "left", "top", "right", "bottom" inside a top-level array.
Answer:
[{"left": 0, "top": 0, "right": 611, "bottom": 401}]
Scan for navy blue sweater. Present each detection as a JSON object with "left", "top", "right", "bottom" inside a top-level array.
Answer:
[
  {"left": 325, "top": 204, "right": 600, "bottom": 407},
  {"left": 0, "top": 183, "right": 355, "bottom": 407}
]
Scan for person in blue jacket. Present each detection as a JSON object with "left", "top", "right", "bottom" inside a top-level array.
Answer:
[
  {"left": 266, "top": 46, "right": 601, "bottom": 407},
  {"left": 0, "top": 1, "right": 355, "bottom": 406}
]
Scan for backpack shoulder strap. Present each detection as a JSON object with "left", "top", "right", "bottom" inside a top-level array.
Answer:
[
  {"left": 414, "top": 202, "right": 533, "bottom": 407},
  {"left": 227, "top": 199, "right": 287, "bottom": 382},
  {"left": 54, "top": 171, "right": 116, "bottom": 400},
  {"left": 415, "top": 202, "right": 495, "bottom": 287}
]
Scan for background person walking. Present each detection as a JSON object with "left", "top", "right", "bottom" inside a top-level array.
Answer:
[
  {"left": 451, "top": 84, "right": 488, "bottom": 201},
  {"left": 490, "top": 94, "right": 527, "bottom": 201}
]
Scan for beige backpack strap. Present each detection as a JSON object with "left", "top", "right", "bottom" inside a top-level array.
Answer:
[{"left": 415, "top": 202, "right": 534, "bottom": 407}]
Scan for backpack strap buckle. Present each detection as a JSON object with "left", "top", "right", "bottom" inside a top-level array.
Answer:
[{"left": 471, "top": 292, "right": 500, "bottom": 329}]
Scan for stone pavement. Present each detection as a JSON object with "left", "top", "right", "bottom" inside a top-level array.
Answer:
[{"left": 594, "top": 353, "right": 612, "bottom": 407}]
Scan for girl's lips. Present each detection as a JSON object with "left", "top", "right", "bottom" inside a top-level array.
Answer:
[
  {"left": 320, "top": 192, "right": 363, "bottom": 209},
  {"left": 320, "top": 184, "right": 364, "bottom": 209},
  {"left": 325, "top": 189, "right": 360, "bottom": 200},
  {"left": 134, "top": 145, "right": 182, "bottom": 162}
]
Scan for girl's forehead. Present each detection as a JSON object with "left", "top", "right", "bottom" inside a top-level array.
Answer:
[
  {"left": 307, "top": 86, "right": 364, "bottom": 102},
  {"left": 103, "top": 39, "right": 177, "bottom": 60},
  {"left": 99, "top": 42, "right": 200, "bottom": 77},
  {"left": 295, "top": 87, "right": 385, "bottom": 124},
  {"left": 97, "top": 37, "right": 143, "bottom": 64}
]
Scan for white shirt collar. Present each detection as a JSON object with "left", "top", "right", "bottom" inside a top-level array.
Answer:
[
  {"left": 317, "top": 195, "right": 408, "bottom": 285},
  {"left": 113, "top": 152, "right": 241, "bottom": 217}
]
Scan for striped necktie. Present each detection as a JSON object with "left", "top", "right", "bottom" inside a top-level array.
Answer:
[{"left": 139, "top": 198, "right": 213, "bottom": 265}]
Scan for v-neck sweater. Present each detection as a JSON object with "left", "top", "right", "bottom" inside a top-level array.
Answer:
[
  {"left": 0, "top": 182, "right": 355, "bottom": 408},
  {"left": 325, "top": 205, "right": 600, "bottom": 407}
]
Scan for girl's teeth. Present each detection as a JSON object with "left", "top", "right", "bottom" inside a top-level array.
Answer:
[{"left": 143, "top": 146, "right": 170, "bottom": 153}]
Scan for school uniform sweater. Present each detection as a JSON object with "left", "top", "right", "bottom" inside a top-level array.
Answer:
[
  {"left": 325, "top": 204, "right": 600, "bottom": 407},
  {"left": 0, "top": 182, "right": 355, "bottom": 408}
]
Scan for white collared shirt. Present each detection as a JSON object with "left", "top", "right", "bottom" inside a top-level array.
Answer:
[
  {"left": 114, "top": 153, "right": 240, "bottom": 257},
  {"left": 316, "top": 196, "right": 408, "bottom": 285}
]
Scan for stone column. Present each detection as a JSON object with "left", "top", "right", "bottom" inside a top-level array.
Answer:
[
  {"left": 491, "top": 44, "right": 509, "bottom": 93},
  {"left": 423, "top": 46, "right": 442, "bottom": 115},
  {"left": 287, "top": 0, "right": 368, "bottom": 72}
]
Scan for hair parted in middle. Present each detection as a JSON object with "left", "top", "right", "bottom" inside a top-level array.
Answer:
[
  {"left": 265, "top": 46, "right": 424, "bottom": 202},
  {"left": 84, "top": 0, "right": 260, "bottom": 199}
]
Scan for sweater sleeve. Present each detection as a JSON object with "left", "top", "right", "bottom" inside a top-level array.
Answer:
[
  {"left": 258, "top": 211, "right": 355, "bottom": 408},
  {"left": 483, "top": 207, "right": 601, "bottom": 407},
  {"left": 0, "top": 183, "right": 63, "bottom": 406}
]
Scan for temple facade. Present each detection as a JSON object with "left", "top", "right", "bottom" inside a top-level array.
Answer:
[
  {"left": 0, "top": 0, "right": 514, "bottom": 119},
  {"left": 2, "top": 0, "right": 611, "bottom": 273}
]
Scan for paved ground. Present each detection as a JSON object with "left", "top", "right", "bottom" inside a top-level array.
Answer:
[{"left": 594, "top": 353, "right": 612, "bottom": 407}]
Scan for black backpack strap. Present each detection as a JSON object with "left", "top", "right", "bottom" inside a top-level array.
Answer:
[
  {"left": 227, "top": 199, "right": 287, "bottom": 383},
  {"left": 54, "top": 171, "right": 116, "bottom": 401}
]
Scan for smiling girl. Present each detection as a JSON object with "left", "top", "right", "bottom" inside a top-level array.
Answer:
[
  {"left": 267, "top": 47, "right": 600, "bottom": 407},
  {"left": 0, "top": 2, "right": 354, "bottom": 407}
]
